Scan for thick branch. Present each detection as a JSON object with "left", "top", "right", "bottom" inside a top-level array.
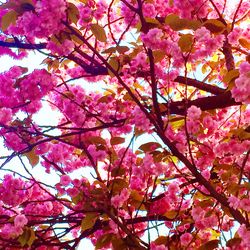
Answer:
[
  {"left": 175, "top": 76, "right": 225, "bottom": 95},
  {"left": 148, "top": 48, "right": 164, "bottom": 128},
  {"left": 164, "top": 91, "right": 241, "bottom": 116},
  {"left": 0, "top": 40, "right": 47, "bottom": 50},
  {"left": 222, "top": 37, "right": 235, "bottom": 71},
  {"left": 126, "top": 215, "right": 173, "bottom": 224}
]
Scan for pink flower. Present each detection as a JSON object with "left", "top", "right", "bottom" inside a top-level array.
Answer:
[
  {"left": 143, "top": 3, "right": 157, "bottom": 18},
  {"left": 228, "top": 196, "right": 240, "bottom": 210},
  {"left": 238, "top": 224, "right": 250, "bottom": 248},
  {"left": 150, "top": 243, "right": 168, "bottom": 250},
  {"left": 195, "top": 27, "right": 210, "bottom": 42},
  {"left": 201, "top": 169, "right": 210, "bottom": 180},
  {"left": 111, "top": 188, "right": 130, "bottom": 208},
  {"left": 0, "top": 107, "right": 12, "bottom": 124},
  {"left": 141, "top": 28, "right": 164, "bottom": 49},
  {"left": 187, "top": 105, "right": 202, "bottom": 120},
  {"left": 180, "top": 232, "right": 193, "bottom": 246},
  {"left": 60, "top": 175, "right": 71, "bottom": 186},
  {"left": 14, "top": 214, "right": 28, "bottom": 228},
  {"left": 239, "top": 198, "right": 250, "bottom": 212},
  {"left": 232, "top": 62, "right": 250, "bottom": 104}
]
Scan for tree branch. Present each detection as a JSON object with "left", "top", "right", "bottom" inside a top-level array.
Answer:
[
  {"left": 0, "top": 40, "right": 47, "bottom": 50},
  {"left": 164, "top": 91, "right": 241, "bottom": 116},
  {"left": 175, "top": 76, "right": 225, "bottom": 95}
]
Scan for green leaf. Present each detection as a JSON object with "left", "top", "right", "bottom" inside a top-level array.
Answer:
[
  {"left": 1, "top": 10, "right": 17, "bottom": 31},
  {"left": 91, "top": 23, "right": 107, "bottom": 42},
  {"left": 178, "top": 34, "right": 194, "bottom": 52},
  {"left": 81, "top": 213, "right": 98, "bottom": 231},
  {"left": 24, "top": 149, "right": 39, "bottom": 167},
  {"left": 110, "top": 137, "right": 125, "bottom": 145}
]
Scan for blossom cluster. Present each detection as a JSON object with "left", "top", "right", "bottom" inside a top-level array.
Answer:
[
  {"left": 232, "top": 62, "right": 250, "bottom": 104},
  {"left": 7, "top": 0, "right": 67, "bottom": 39}
]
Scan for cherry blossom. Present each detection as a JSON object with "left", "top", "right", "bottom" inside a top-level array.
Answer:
[{"left": 0, "top": 0, "right": 249, "bottom": 249}]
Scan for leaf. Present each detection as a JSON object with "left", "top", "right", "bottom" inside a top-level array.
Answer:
[
  {"left": 169, "top": 116, "right": 185, "bottom": 130},
  {"left": 67, "top": 3, "right": 79, "bottom": 24},
  {"left": 222, "top": 69, "right": 239, "bottom": 83},
  {"left": 165, "top": 14, "right": 201, "bottom": 31},
  {"left": 178, "top": 34, "right": 194, "bottom": 52},
  {"left": 95, "top": 233, "right": 114, "bottom": 249},
  {"left": 108, "top": 57, "right": 120, "bottom": 77},
  {"left": 48, "top": 59, "right": 60, "bottom": 71},
  {"left": 133, "top": 82, "right": 144, "bottom": 91},
  {"left": 0, "top": 2, "right": 17, "bottom": 9},
  {"left": 164, "top": 210, "right": 178, "bottom": 219},
  {"left": 116, "top": 46, "right": 129, "bottom": 53},
  {"left": 232, "top": 128, "right": 250, "bottom": 140},
  {"left": 1, "top": 10, "right": 17, "bottom": 31},
  {"left": 111, "top": 166, "right": 126, "bottom": 177},
  {"left": 153, "top": 236, "right": 168, "bottom": 245},
  {"left": 81, "top": 213, "right": 98, "bottom": 231},
  {"left": 226, "top": 238, "right": 241, "bottom": 247},
  {"left": 72, "top": 192, "right": 83, "bottom": 204},
  {"left": 198, "top": 240, "right": 219, "bottom": 250},
  {"left": 153, "top": 50, "right": 166, "bottom": 62},
  {"left": 102, "top": 47, "right": 117, "bottom": 53},
  {"left": 239, "top": 38, "right": 250, "bottom": 49},
  {"left": 18, "top": 228, "right": 36, "bottom": 247},
  {"left": 112, "top": 238, "right": 127, "bottom": 250},
  {"left": 138, "top": 142, "right": 162, "bottom": 152},
  {"left": 165, "top": 14, "right": 184, "bottom": 31},
  {"left": 108, "top": 178, "right": 128, "bottom": 194},
  {"left": 210, "top": 229, "right": 220, "bottom": 240},
  {"left": 203, "top": 19, "right": 226, "bottom": 34},
  {"left": 91, "top": 23, "right": 107, "bottom": 42},
  {"left": 27, "top": 228, "right": 36, "bottom": 247},
  {"left": 110, "top": 137, "right": 125, "bottom": 145},
  {"left": 24, "top": 149, "right": 39, "bottom": 167},
  {"left": 129, "top": 190, "right": 146, "bottom": 210},
  {"left": 88, "top": 136, "right": 106, "bottom": 145},
  {"left": 71, "top": 34, "right": 83, "bottom": 45}
]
